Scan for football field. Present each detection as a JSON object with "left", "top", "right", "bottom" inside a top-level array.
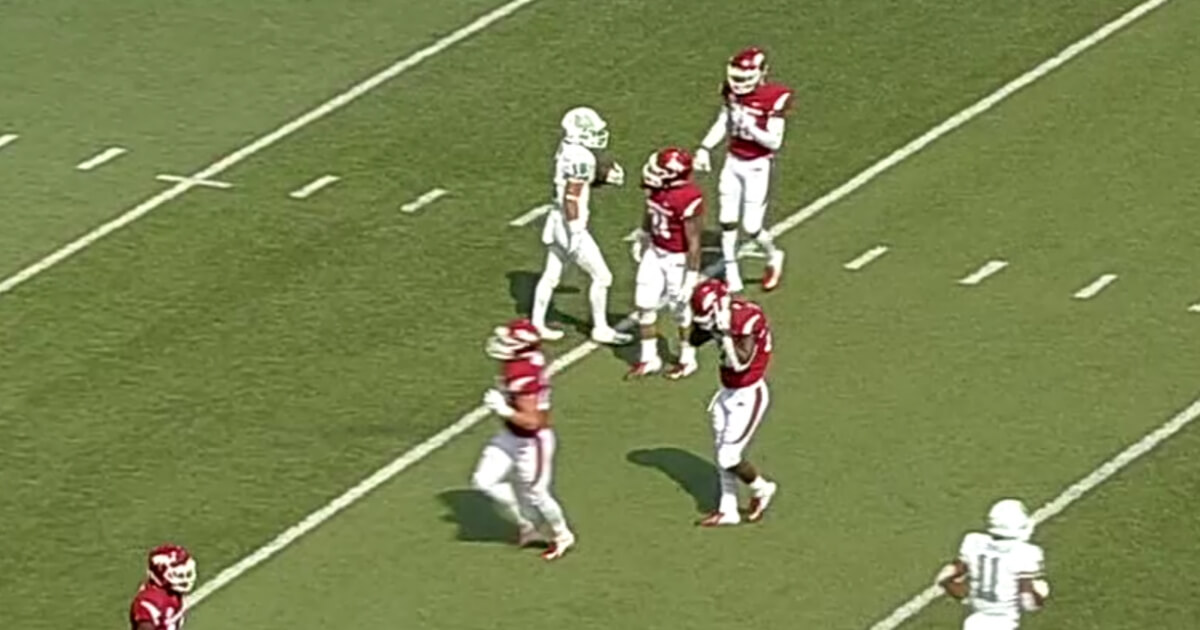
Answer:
[{"left": 2, "top": 1, "right": 1198, "bottom": 628}]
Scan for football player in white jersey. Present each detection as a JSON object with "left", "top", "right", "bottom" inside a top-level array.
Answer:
[
  {"left": 530, "top": 106, "right": 633, "bottom": 345},
  {"left": 936, "top": 499, "right": 1051, "bottom": 630}
]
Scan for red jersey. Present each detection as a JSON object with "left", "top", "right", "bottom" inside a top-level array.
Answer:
[
  {"left": 645, "top": 182, "right": 704, "bottom": 253},
  {"left": 717, "top": 298, "right": 772, "bottom": 388},
  {"left": 499, "top": 350, "right": 551, "bottom": 436},
  {"left": 721, "top": 81, "right": 794, "bottom": 160},
  {"left": 129, "top": 581, "right": 186, "bottom": 630}
]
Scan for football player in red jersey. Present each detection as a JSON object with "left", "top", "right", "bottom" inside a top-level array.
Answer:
[
  {"left": 694, "top": 47, "right": 795, "bottom": 293},
  {"left": 129, "top": 544, "right": 195, "bottom": 630},
  {"left": 688, "top": 278, "right": 779, "bottom": 526},
  {"left": 627, "top": 147, "right": 705, "bottom": 379},
  {"left": 475, "top": 319, "right": 576, "bottom": 560}
]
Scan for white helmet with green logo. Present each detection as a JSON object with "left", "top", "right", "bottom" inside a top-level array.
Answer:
[{"left": 560, "top": 106, "right": 609, "bottom": 149}]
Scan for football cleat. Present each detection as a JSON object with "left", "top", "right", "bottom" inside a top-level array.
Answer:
[
  {"left": 746, "top": 481, "right": 778, "bottom": 523},
  {"left": 724, "top": 265, "right": 745, "bottom": 293},
  {"left": 517, "top": 524, "right": 547, "bottom": 548},
  {"left": 535, "top": 325, "right": 565, "bottom": 342},
  {"left": 541, "top": 533, "right": 576, "bottom": 561},
  {"left": 762, "top": 251, "right": 785, "bottom": 292},
  {"left": 626, "top": 357, "right": 663, "bottom": 379},
  {"left": 591, "top": 327, "right": 633, "bottom": 345},
  {"left": 697, "top": 511, "right": 741, "bottom": 527},
  {"left": 664, "top": 360, "right": 698, "bottom": 380}
]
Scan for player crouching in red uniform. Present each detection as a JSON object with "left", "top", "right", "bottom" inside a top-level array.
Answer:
[
  {"left": 687, "top": 278, "right": 778, "bottom": 525},
  {"left": 130, "top": 544, "right": 195, "bottom": 630}
]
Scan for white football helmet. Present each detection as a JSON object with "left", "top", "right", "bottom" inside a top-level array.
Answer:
[
  {"left": 560, "top": 106, "right": 609, "bottom": 149},
  {"left": 987, "top": 498, "right": 1034, "bottom": 541}
]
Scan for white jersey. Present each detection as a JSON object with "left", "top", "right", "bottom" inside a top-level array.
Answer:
[
  {"left": 551, "top": 141, "right": 596, "bottom": 226},
  {"left": 958, "top": 532, "right": 1045, "bottom": 618}
]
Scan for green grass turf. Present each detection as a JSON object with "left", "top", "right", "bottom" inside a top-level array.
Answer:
[{"left": 1, "top": 0, "right": 1194, "bottom": 628}]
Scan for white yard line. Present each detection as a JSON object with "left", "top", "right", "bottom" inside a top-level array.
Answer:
[
  {"left": 75, "top": 146, "right": 128, "bottom": 171},
  {"left": 958, "top": 259, "right": 1009, "bottom": 286},
  {"left": 0, "top": 0, "right": 542, "bottom": 298},
  {"left": 1072, "top": 273, "right": 1118, "bottom": 300},
  {"left": 867, "top": 395, "right": 1200, "bottom": 630},
  {"left": 1188, "top": 303, "right": 1200, "bottom": 314},
  {"left": 0, "top": 133, "right": 19, "bottom": 151},
  {"left": 155, "top": 174, "right": 233, "bottom": 189},
  {"left": 509, "top": 203, "right": 553, "bottom": 227},
  {"left": 289, "top": 175, "right": 341, "bottom": 199},
  {"left": 400, "top": 187, "right": 449, "bottom": 213},
  {"left": 188, "top": 0, "right": 1170, "bottom": 609},
  {"left": 844, "top": 245, "right": 889, "bottom": 271}
]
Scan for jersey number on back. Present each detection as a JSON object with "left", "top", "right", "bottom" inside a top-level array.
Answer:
[{"left": 973, "top": 554, "right": 1000, "bottom": 602}]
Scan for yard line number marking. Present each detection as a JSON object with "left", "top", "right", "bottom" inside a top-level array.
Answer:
[
  {"left": 289, "top": 175, "right": 341, "bottom": 200},
  {"left": 844, "top": 245, "right": 889, "bottom": 271},
  {"left": 186, "top": 0, "right": 1172, "bottom": 610},
  {"left": 958, "top": 259, "right": 1009, "bottom": 286},
  {"left": 401, "top": 188, "right": 448, "bottom": 213},
  {"left": 1072, "top": 273, "right": 1118, "bottom": 300},
  {"left": 509, "top": 203, "right": 553, "bottom": 227},
  {"left": 0, "top": 133, "right": 19, "bottom": 151},
  {"left": 76, "top": 147, "right": 128, "bottom": 171},
  {"left": 0, "top": 0, "right": 542, "bottom": 298}
]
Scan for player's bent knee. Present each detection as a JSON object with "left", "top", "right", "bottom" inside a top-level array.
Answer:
[
  {"left": 716, "top": 445, "right": 744, "bottom": 470},
  {"left": 636, "top": 309, "right": 657, "bottom": 326},
  {"left": 720, "top": 222, "right": 738, "bottom": 233}
]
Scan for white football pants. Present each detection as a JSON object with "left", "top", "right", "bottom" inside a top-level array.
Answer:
[
  {"left": 470, "top": 428, "right": 570, "bottom": 537},
  {"left": 717, "top": 155, "right": 772, "bottom": 234}
]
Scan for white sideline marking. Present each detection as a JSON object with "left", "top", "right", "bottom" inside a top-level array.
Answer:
[
  {"left": 509, "top": 203, "right": 553, "bottom": 227},
  {"left": 155, "top": 174, "right": 233, "bottom": 190},
  {"left": 75, "top": 147, "right": 128, "bottom": 171},
  {"left": 958, "top": 259, "right": 1008, "bottom": 286},
  {"left": 0, "top": 133, "right": 19, "bottom": 150},
  {"left": 1072, "top": 273, "right": 1118, "bottom": 300},
  {"left": 867, "top": 395, "right": 1200, "bottom": 630},
  {"left": 187, "top": 0, "right": 1167, "bottom": 609},
  {"left": 401, "top": 188, "right": 448, "bottom": 213},
  {"left": 289, "top": 175, "right": 341, "bottom": 199},
  {"left": 0, "top": 0, "right": 541, "bottom": 298},
  {"left": 844, "top": 245, "right": 889, "bottom": 271}
]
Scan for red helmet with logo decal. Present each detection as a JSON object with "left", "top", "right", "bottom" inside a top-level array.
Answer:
[
  {"left": 690, "top": 278, "right": 731, "bottom": 329},
  {"left": 727, "top": 47, "right": 768, "bottom": 96},
  {"left": 147, "top": 544, "right": 196, "bottom": 595},
  {"left": 641, "top": 147, "right": 694, "bottom": 189},
  {"left": 485, "top": 318, "right": 542, "bottom": 361}
]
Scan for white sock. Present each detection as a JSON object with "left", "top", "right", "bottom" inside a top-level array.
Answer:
[
  {"left": 640, "top": 337, "right": 658, "bottom": 363},
  {"left": 678, "top": 340, "right": 696, "bottom": 365},
  {"left": 748, "top": 475, "right": 771, "bottom": 493},
  {"left": 532, "top": 277, "right": 555, "bottom": 329},
  {"left": 530, "top": 493, "right": 572, "bottom": 539},
  {"left": 720, "top": 229, "right": 739, "bottom": 268},
  {"left": 753, "top": 230, "right": 779, "bottom": 258},
  {"left": 589, "top": 281, "right": 611, "bottom": 330},
  {"left": 718, "top": 470, "right": 739, "bottom": 515},
  {"left": 481, "top": 483, "right": 534, "bottom": 529}
]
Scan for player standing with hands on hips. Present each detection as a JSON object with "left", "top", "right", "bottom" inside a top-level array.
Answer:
[{"left": 694, "top": 47, "right": 794, "bottom": 293}]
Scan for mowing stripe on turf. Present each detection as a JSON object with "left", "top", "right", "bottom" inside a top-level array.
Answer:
[
  {"left": 866, "top": 395, "right": 1200, "bottom": 630},
  {"left": 0, "top": 0, "right": 542, "bottom": 298},
  {"left": 186, "top": 0, "right": 1171, "bottom": 609}
]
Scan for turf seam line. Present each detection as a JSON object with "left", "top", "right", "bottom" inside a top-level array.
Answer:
[{"left": 186, "top": 0, "right": 1171, "bottom": 610}]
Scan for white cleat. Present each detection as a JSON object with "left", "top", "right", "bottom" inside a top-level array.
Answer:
[
  {"left": 541, "top": 533, "right": 575, "bottom": 561},
  {"left": 626, "top": 356, "right": 663, "bottom": 379},
  {"left": 591, "top": 327, "right": 633, "bottom": 345},
  {"left": 762, "top": 251, "right": 785, "bottom": 292},
  {"left": 517, "top": 524, "right": 547, "bottom": 548},
  {"left": 535, "top": 326, "right": 565, "bottom": 341},
  {"left": 697, "top": 510, "right": 741, "bottom": 527},
  {"left": 746, "top": 481, "right": 778, "bottom": 523},
  {"left": 664, "top": 359, "right": 698, "bottom": 380}
]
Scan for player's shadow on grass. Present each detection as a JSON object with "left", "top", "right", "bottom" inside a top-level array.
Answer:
[
  {"left": 627, "top": 447, "right": 717, "bottom": 513},
  {"left": 437, "top": 489, "right": 514, "bottom": 543}
]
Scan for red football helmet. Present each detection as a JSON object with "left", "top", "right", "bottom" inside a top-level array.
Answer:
[
  {"left": 147, "top": 544, "right": 196, "bottom": 594},
  {"left": 485, "top": 318, "right": 541, "bottom": 360},
  {"left": 727, "top": 47, "right": 768, "bottom": 96},
  {"left": 690, "top": 278, "right": 731, "bottom": 329},
  {"left": 641, "top": 147, "right": 694, "bottom": 189}
]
